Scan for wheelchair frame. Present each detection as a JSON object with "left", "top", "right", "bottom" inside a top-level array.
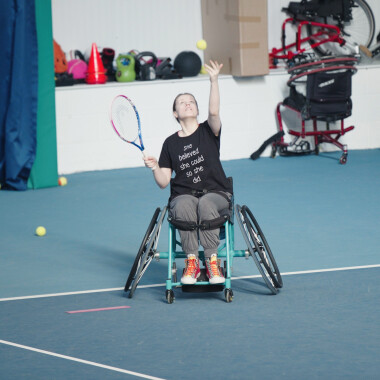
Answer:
[{"left": 124, "top": 203, "right": 283, "bottom": 303}]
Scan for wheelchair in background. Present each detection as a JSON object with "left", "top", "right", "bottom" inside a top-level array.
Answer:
[
  {"left": 271, "top": 55, "right": 358, "bottom": 164},
  {"left": 124, "top": 195, "right": 283, "bottom": 303}
]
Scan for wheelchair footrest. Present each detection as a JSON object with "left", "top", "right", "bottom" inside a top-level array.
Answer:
[
  {"left": 181, "top": 269, "right": 225, "bottom": 293},
  {"left": 182, "top": 284, "right": 225, "bottom": 293},
  {"left": 278, "top": 141, "right": 313, "bottom": 156}
]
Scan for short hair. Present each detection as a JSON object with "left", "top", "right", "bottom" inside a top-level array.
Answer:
[{"left": 172, "top": 93, "right": 199, "bottom": 123}]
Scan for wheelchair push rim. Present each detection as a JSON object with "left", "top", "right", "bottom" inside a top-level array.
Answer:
[{"left": 235, "top": 204, "right": 283, "bottom": 294}]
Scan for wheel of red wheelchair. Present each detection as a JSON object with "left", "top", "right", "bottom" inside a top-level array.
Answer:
[
  {"left": 124, "top": 207, "right": 166, "bottom": 298},
  {"left": 306, "top": 0, "right": 375, "bottom": 57},
  {"left": 235, "top": 204, "right": 283, "bottom": 294}
]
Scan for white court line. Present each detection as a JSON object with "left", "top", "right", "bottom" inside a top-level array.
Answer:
[
  {"left": 0, "top": 284, "right": 164, "bottom": 302},
  {"left": 1, "top": 264, "right": 380, "bottom": 302},
  {"left": 0, "top": 340, "right": 166, "bottom": 380}
]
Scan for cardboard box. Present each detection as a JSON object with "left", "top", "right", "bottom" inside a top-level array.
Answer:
[{"left": 201, "top": 0, "right": 269, "bottom": 76}]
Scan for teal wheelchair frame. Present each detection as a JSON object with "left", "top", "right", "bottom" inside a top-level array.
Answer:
[{"left": 124, "top": 203, "right": 283, "bottom": 303}]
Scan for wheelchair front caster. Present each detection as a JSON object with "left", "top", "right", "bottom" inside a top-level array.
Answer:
[
  {"left": 340, "top": 154, "right": 347, "bottom": 164},
  {"left": 166, "top": 290, "right": 175, "bottom": 304},
  {"left": 225, "top": 289, "right": 234, "bottom": 303}
]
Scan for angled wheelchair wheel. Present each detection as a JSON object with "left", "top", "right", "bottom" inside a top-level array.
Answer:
[
  {"left": 124, "top": 206, "right": 167, "bottom": 298},
  {"left": 235, "top": 205, "right": 283, "bottom": 294}
]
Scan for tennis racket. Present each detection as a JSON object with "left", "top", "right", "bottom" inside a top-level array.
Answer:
[{"left": 110, "top": 95, "right": 145, "bottom": 155}]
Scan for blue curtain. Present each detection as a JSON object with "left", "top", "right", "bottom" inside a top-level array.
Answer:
[{"left": 0, "top": 0, "right": 38, "bottom": 190}]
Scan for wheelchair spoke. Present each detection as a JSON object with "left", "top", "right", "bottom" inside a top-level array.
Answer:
[
  {"left": 135, "top": 255, "right": 154, "bottom": 285},
  {"left": 246, "top": 218, "right": 276, "bottom": 289}
]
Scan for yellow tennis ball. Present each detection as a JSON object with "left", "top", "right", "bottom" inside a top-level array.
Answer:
[
  {"left": 58, "top": 176, "right": 67, "bottom": 186},
  {"left": 196, "top": 39, "right": 207, "bottom": 50},
  {"left": 200, "top": 65, "right": 208, "bottom": 74},
  {"left": 35, "top": 226, "right": 46, "bottom": 236}
]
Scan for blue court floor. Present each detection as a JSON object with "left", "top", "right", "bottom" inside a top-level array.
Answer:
[{"left": 1, "top": 150, "right": 380, "bottom": 379}]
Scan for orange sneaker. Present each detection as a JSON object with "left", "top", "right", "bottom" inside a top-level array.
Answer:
[
  {"left": 181, "top": 255, "right": 200, "bottom": 285},
  {"left": 206, "top": 254, "right": 225, "bottom": 284}
]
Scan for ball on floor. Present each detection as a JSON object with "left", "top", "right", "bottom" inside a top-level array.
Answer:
[
  {"left": 35, "top": 226, "right": 46, "bottom": 236},
  {"left": 58, "top": 176, "right": 67, "bottom": 186}
]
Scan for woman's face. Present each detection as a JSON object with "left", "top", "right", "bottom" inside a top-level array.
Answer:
[{"left": 173, "top": 94, "right": 198, "bottom": 121}]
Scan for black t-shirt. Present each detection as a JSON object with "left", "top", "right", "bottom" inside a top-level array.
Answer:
[{"left": 158, "top": 121, "right": 233, "bottom": 199}]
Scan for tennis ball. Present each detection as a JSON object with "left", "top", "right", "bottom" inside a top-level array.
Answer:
[
  {"left": 58, "top": 176, "right": 67, "bottom": 186},
  {"left": 200, "top": 65, "right": 208, "bottom": 75},
  {"left": 35, "top": 226, "right": 46, "bottom": 237},
  {"left": 196, "top": 39, "right": 207, "bottom": 50}
]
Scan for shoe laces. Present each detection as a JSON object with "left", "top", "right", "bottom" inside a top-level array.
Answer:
[
  {"left": 208, "top": 256, "right": 220, "bottom": 276},
  {"left": 184, "top": 257, "right": 198, "bottom": 276}
]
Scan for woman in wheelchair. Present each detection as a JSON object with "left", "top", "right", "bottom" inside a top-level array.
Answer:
[{"left": 143, "top": 60, "right": 233, "bottom": 285}]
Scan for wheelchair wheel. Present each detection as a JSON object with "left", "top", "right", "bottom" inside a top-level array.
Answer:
[
  {"left": 124, "top": 206, "right": 167, "bottom": 298},
  {"left": 235, "top": 205, "right": 283, "bottom": 294},
  {"left": 166, "top": 289, "right": 175, "bottom": 304}
]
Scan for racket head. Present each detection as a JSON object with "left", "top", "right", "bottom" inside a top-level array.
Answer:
[{"left": 110, "top": 95, "right": 145, "bottom": 151}]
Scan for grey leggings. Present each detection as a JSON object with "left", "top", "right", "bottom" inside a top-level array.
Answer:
[{"left": 169, "top": 192, "right": 230, "bottom": 259}]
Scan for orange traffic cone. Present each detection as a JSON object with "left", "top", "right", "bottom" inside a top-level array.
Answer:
[{"left": 86, "top": 43, "right": 107, "bottom": 84}]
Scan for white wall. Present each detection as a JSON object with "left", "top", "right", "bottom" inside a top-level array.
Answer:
[{"left": 52, "top": 0, "right": 204, "bottom": 62}]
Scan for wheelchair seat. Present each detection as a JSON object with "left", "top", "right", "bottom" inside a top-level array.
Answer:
[
  {"left": 272, "top": 56, "right": 358, "bottom": 164},
  {"left": 168, "top": 191, "right": 233, "bottom": 232}
]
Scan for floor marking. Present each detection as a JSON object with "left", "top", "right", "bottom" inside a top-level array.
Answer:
[
  {"left": 0, "top": 287, "right": 126, "bottom": 302},
  {"left": 279, "top": 264, "right": 380, "bottom": 276},
  {"left": 1, "top": 264, "right": 379, "bottom": 302},
  {"left": 66, "top": 306, "right": 130, "bottom": 314},
  {"left": 0, "top": 284, "right": 164, "bottom": 302},
  {"left": 0, "top": 339, "right": 166, "bottom": 380}
]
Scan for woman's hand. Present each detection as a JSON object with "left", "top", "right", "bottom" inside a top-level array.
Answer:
[
  {"left": 143, "top": 155, "right": 172, "bottom": 189},
  {"left": 204, "top": 60, "right": 223, "bottom": 82},
  {"left": 143, "top": 155, "right": 158, "bottom": 171}
]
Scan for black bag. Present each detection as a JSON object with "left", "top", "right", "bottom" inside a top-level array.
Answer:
[
  {"left": 303, "top": 70, "right": 353, "bottom": 121},
  {"left": 286, "top": 0, "right": 353, "bottom": 22}
]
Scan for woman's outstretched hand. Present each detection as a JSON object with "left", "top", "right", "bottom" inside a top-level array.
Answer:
[{"left": 204, "top": 60, "right": 223, "bottom": 82}]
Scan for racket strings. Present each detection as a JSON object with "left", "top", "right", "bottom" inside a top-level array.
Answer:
[{"left": 111, "top": 98, "right": 138, "bottom": 142}]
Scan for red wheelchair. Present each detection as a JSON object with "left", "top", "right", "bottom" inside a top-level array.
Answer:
[{"left": 271, "top": 56, "right": 358, "bottom": 164}]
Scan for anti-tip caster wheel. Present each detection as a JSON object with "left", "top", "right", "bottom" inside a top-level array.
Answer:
[
  {"left": 166, "top": 290, "right": 175, "bottom": 304},
  {"left": 225, "top": 289, "right": 234, "bottom": 303}
]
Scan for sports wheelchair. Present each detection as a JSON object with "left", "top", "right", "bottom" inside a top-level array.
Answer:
[
  {"left": 271, "top": 55, "right": 358, "bottom": 164},
  {"left": 124, "top": 193, "right": 283, "bottom": 303}
]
